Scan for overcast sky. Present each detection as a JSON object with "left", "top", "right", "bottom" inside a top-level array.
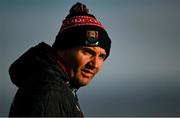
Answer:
[{"left": 0, "top": 0, "right": 180, "bottom": 116}]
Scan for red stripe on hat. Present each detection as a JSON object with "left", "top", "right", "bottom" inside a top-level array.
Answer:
[{"left": 60, "top": 16, "right": 105, "bottom": 32}]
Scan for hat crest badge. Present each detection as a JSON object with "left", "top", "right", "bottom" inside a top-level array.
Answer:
[{"left": 85, "top": 30, "right": 99, "bottom": 46}]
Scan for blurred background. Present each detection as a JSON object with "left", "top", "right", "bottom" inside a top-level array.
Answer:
[{"left": 0, "top": 0, "right": 179, "bottom": 116}]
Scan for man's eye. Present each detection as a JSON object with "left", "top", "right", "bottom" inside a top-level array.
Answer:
[
  {"left": 82, "top": 49, "right": 93, "bottom": 55},
  {"left": 99, "top": 54, "right": 106, "bottom": 60},
  {"left": 82, "top": 48, "right": 94, "bottom": 55}
]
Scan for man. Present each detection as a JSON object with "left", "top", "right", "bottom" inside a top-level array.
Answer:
[{"left": 9, "top": 2, "right": 111, "bottom": 117}]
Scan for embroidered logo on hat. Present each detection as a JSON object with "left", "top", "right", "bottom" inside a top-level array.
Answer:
[{"left": 85, "top": 30, "right": 99, "bottom": 46}]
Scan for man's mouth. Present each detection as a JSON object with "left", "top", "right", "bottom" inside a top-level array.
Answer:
[{"left": 81, "top": 69, "right": 94, "bottom": 77}]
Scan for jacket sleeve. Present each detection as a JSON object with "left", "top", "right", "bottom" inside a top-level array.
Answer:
[
  {"left": 9, "top": 89, "right": 72, "bottom": 117},
  {"left": 31, "top": 89, "right": 73, "bottom": 117}
]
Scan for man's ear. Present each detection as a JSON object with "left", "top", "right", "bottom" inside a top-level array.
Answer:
[{"left": 57, "top": 49, "right": 65, "bottom": 58}]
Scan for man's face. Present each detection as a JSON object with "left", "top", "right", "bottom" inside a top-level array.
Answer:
[{"left": 61, "top": 46, "right": 106, "bottom": 87}]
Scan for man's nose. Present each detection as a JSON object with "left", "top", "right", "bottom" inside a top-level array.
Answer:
[{"left": 90, "top": 56, "right": 99, "bottom": 69}]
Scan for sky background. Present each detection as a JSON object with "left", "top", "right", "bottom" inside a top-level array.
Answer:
[{"left": 0, "top": 0, "right": 180, "bottom": 117}]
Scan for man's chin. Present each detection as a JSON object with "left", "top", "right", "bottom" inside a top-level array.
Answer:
[
  {"left": 79, "top": 81, "right": 89, "bottom": 87},
  {"left": 78, "top": 78, "right": 91, "bottom": 87},
  {"left": 71, "top": 77, "right": 91, "bottom": 88}
]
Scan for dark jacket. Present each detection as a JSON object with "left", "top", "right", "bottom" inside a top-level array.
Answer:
[{"left": 9, "top": 42, "right": 84, "bottom": 117}]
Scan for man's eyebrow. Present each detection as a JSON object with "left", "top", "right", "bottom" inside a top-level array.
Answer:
[
  {"left": 100, "top": 52, "right": 106, "bottom": 56},
  {"left": 82, "top": 47, "right": 106, "bottom": 55},
  {"left": 81, "top": 47, "right": 96, "bottom": 53}
]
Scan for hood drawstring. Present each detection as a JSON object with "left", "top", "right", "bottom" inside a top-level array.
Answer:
[
  {"left": 73, "top": 89, "right": 79, "bottom": 101},
  {"left": 73, "top": 89, "right": 81, "bottom": 112},
  {"left": 65, "top": 80, "right": 79, "bottom": 102}
]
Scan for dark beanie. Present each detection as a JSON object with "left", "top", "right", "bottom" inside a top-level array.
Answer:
[{"left": 52, "top": 2, "right": 111, "bottom": 59}]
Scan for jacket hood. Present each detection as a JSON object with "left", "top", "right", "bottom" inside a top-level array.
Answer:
[{"left": 9, "top": 42, "right": 68, "bottom": 88}]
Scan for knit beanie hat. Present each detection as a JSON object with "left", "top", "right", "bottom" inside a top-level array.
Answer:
[{"left": 52, "top": 2, "right": 111, "bottom": 59}]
